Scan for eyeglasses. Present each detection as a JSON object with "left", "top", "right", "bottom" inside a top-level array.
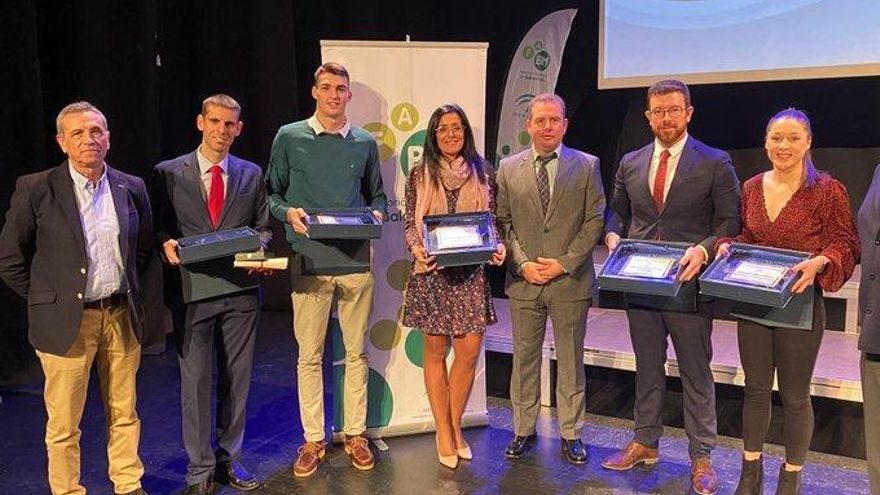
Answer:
[
  {"left": 648, "top": 106, "right": 687, "bottom": 119},
  {"left": 436, "top": 125, "right": 466, "bottom": 135},
  {"left": 530, "top": 116, "right": 564, "bottom": 129}
]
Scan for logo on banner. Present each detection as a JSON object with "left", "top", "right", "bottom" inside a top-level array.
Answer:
[
  {"left": 364, "top": 101, "right": 427, "bottom": 177},
  {"left": 522, "top": 41, "right": 550, "bottom": 72}
]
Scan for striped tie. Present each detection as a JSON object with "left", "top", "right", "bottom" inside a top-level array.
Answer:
[{"left": 536, "top": 152, "right": 557, "bottom": 214}]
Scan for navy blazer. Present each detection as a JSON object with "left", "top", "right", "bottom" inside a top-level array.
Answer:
[
  {"left": 0, "top": 163, "right": 154, "bottom": 355},
  {"left": 605, "top": 136, "right": 741, "bottom": 259},
  {"left": 152, "top": 151, "right": 272, "bottom": 304}
]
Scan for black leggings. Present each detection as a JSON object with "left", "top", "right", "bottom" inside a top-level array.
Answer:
[{"left": 737, "top": 296, "right": 825, "bottom": 465}]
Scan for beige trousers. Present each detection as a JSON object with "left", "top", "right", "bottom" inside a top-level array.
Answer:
[
  {"left": 292, "top": 271, "right": 374, "bottom": 442},
  {"left": 36, "top": 305, "right": 144, "bottom": 495}
]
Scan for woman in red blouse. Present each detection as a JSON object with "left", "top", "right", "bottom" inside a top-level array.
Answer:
[{"left": 718, "top": 108, "right": 859, "bottom": 495}]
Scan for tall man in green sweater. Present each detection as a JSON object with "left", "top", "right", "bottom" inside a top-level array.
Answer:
[{"left": 266, "top": 62, "right": 387, "bottom": 478}]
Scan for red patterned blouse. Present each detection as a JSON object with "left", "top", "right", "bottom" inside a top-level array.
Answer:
[{"left": 722, "top": 172, "right": 860, "bottom": 292}]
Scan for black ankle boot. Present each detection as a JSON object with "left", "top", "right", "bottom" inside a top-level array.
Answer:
[
  {"left": 734, "top": 456, "right": 763, "bottom": 495},
  {"left": 775, "top": 464, "right": 803, "bottom": 495}
]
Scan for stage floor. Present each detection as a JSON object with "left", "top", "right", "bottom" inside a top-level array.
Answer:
[{"left": 0, "top": 311, "right": 870, "bottom": 494}]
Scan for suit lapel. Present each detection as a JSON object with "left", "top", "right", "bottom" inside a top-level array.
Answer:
[
  {"left": 107, "top": 167, "right": 131, "bottom": 268},
  {"left": 217, "top": 155, "right": 241, "bottom": 228},
  {"left": 182, "top": 152, "right": 215, "bottom": 229},
  {"left": 515, "top": 152, "right": 543, "bottom": 218},
  {"left": 663, "top": 137, "right": 695, "bottom": 213},
  {"left": 545, "top": 146, "right": 572, "bottom": 221},
  {"left": 635, "top": 144, "right": 657, "bottom": 214},
  {"left": 49, "top": 163, "right": 87, "bottom": 257}
]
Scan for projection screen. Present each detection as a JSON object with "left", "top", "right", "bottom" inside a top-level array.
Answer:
[{"left": 599, "top": 0, "right": 880, "bottom": 89}]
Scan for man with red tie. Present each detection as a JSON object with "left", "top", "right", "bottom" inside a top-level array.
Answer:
[
  {"left": 152, "top": 94, "right": 272, "bottom": 495},
  {"left": 602, "top": 80, "right": 741, "bottom": 495}
]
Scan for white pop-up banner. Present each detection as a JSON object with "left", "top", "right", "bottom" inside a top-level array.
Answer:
[
  {"left": 321, "top": 40, "right": 489, "bottom": 438},
  {"left": 496, "top": 8, "right": 577, "bottom": 160}
]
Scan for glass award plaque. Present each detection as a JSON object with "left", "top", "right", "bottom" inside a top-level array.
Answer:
[
  {"left": 698, "top": 243, "right": 811, "bottom": 308},
  {"left": 177, "top": 226, "right": 261, "bottom": 265},
  {"left": 424, "top": 212, "right": 497, "bottom": 268},
  {"left": 303, "top": 208, "right": 382, "bottom": 239},
  {"left": 597, "top": 239, "right": 691, "bottom": 297}
]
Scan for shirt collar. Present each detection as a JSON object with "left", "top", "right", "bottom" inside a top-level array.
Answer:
[
  {"left": 196, "top": 147, "right": 228, "bottom": 175},
  {"left": 531, "top": 144, "right": 563, "bottom": 162},
  {"left": 307, "top": 114, "right": 351, "bottom": 138},
  {"left": 653, "top": 132, "right": 688, "bottom": 159},
  {"left": 68, "top": 161, "right": 107, "bottom": 191}
]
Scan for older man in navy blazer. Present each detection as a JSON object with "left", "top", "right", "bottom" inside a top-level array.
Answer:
[
  {"left": 153, "top": 95, "right": 271, "bottom": 495},
  {"left": 602, "top": 80, "right": 740, "bottom": 495},
  {"left": 0, "top": 101, "right": 153, "bottom": 495}
]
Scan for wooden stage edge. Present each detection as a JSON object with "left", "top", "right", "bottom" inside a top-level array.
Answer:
[{"left": 484, "top": 298, "right": 863, "bottom": 404}]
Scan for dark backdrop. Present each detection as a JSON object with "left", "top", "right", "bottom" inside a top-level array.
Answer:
[{"left": 2, "top": 0, "right": 879, "bottom": 383}]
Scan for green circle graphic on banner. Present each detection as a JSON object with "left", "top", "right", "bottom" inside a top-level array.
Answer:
[
  {"left": 334, "top": 365, "right": 394, "bottom": 428},
  {"left": 386, "top": 259, "right": 411, "bottom": 291},
  {"left": 404, "top": 328, "right": 424, "bottom": 368},
  {"left": 330, "top": 318, "right": 344, "bottom": 362},
  {"left": 400, "top": 129, "right": 427, "bottom": 176},
  {"left": 518, "top": 131, "right": 531, "bottom": 146},
  {"left": 363, "top": 122, "right": 396, "bottom": 162},
  {"left": 523, "top": 45, "right": 535, "bottom": 59},
  {"left": 370, "top": 319, "right": 401, "bottom": 351},
  {"left": 391, "top": 103, "right": 419, "bottom": 132},
  {"left": 501, "top": 145, "right": 511, "bottom": 156}
]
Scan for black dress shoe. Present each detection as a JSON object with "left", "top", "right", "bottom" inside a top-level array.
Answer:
[
  {"left": 216, "top": 461, "right": 261, "bottom": 491},
  {"left": 561, "top": 438, "right": 588, "bottom": 465},
  {"left": 505, "top": 435, "right": 535, "bottom": 459},
  {"left": 183, "top": 480, "right": 216, "bottom": 495}
]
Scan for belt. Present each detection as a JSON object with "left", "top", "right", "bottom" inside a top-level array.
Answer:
[{"left": 83, "top": 292, "right": 128, "bottom": 310}]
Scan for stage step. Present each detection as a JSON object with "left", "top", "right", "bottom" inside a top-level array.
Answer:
[{"left": 484, "top": 298, "right": 862, "bottom": 404}]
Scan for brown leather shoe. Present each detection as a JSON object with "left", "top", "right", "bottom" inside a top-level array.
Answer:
[
  {"left": 601, "top": 441, "right": 659, "bottom": 471},
  {"left": 692, "top": 457, "right": 720, "bottom": 495},
  {"left": 344, "top": 435, "right": 375, "bottom": 471},
  {"left": 293, "top": 441, "right": 326, "bottom": 478}
]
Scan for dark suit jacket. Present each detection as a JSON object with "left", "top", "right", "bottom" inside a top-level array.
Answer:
[
  {"left": 496, "top": 145, "right": 606, "bottom": 302},
  {"left": 605, "top": 136, "right": 741, "bottom": 310},
  {"left": 858, "top": 163, "right": 880, "bottom": 354},
  {"left": 0, "top": 162, "right": 154, "bottom": 355},
  {"left": 152, "top": 151, "right": 271, "bottom": 305}
]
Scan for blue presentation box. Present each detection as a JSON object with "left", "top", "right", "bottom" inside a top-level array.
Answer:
[
  {"left": 424, "top": 212, "right": 497, "bottom": 268},
  {"left": 177, "top": 227, "right": 262, "bottom": 265},
  {"left": 303, "top": 208, "right": 382, "bottom": 240},
  {"left": 698, "top": 243, "right": 811, "bottom": 308},
  {"left": 597, "top": 239, "right": 690, "bottom": 297}
]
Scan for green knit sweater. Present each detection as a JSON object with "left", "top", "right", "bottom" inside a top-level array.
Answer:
[{"left": 266, "top": 120, "right": 387, "bottom": 274}]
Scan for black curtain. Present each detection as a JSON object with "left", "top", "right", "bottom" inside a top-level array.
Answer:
[{"left": 0, "top": 0, "right": 298, "bottom": 383}]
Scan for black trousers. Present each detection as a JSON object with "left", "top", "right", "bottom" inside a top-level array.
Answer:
[
  {"left": 737, "top": 295, "right": 825, "bottom": 465},
  {"left": 627, "top": 306, "right": 717, "bottom": 459},
  {"left": 176, "top": 292, "right": 259, "bottom": 484}
]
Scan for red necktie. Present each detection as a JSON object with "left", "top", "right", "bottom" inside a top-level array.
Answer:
[
  {"left": 208, "top": 164, "right": 224, "bottom": 228},
  {"left": 652, "top": 149, "right": 671, "bottom": 212}
]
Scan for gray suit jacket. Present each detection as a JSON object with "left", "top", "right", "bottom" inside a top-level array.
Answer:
[
  {"left": 152, "top": 151, "right": 271, "bottom": 305},
  {"left": 496, "top": 145, "right": 606, "bottom": 302},
  {"left": 0, "top": 163, "right": 153, "bottom": 355},
  {"left": 858, "top": 163, "right": 880, "bottom": 354}
]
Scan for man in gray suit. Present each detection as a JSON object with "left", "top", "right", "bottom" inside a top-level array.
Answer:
[
  {"left": 152, "top": 94, "right": 271, "bottom": 495},
  {"left": 602, "top": 80, "right": 740, "bottom": 495},
  {"left": 496, "top": 93, "right": 606, "bottom": 465}
]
